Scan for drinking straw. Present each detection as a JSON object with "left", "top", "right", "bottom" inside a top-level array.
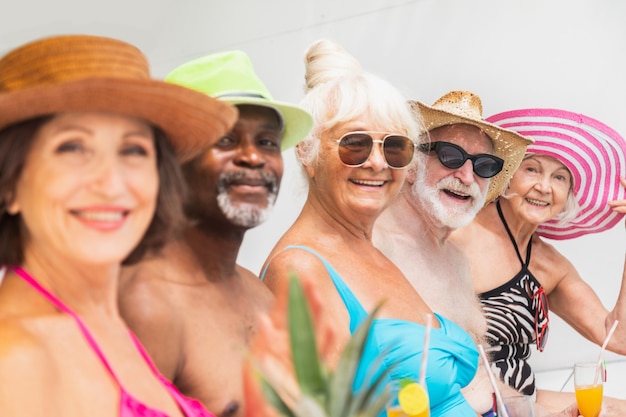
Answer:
[
  {"left": 477, "top": 345, "right": 510, "bottom": 417},
  {"left": 594, "top": 319, "right": 619, "bottom": 384},
  {"left": 418, "top": 314, "right": 432, "bottom": 387}
]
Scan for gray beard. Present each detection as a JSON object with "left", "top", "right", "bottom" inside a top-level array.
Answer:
[
  {"left": 413, "top": 165, "right": 486, "bottom": 230},
  {"left": 216, "top": 188, "right": 277, "bottom": 228}
]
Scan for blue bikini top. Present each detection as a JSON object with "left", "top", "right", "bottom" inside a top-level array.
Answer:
[{"left": 261, "top": 245, "right": 478, "bottom": 417}]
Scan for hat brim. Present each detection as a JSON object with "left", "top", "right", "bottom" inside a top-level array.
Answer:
[
  {"left": 221, "top": 97, "right": 313, "bottom": 151},
  {"left": 487, "top": 108, "right": 626, "bottom": 240},
  {"left": 0, "top": 77, "right": 237, "bottom": 162},
  {"left": 413, "top": 101, "right": 534, "bottom": 203}
]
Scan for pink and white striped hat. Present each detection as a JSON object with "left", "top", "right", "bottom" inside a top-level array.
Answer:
[{"left": 486, "top": 108, "right": 626, "bottom": 240}]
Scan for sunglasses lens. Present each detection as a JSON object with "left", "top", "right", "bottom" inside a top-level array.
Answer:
[
  {"left": 473, "top": 156, "right": 504, "bottom": 178},
  {"left": 437, "top": 144, "right": 465, "bottom": 169},
  {"left": 384, "top": 136, "right": 414, "bottom": 168},
  {"left": 338, "top": 133, "right": 372, "bottom": 166}
]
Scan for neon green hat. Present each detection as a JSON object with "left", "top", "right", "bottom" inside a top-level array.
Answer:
[{"left": 166, "top": 50, "right": 313, "bottom": 151}]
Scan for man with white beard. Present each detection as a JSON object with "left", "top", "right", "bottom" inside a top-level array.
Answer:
[
  {"left": 119, "top": 51, "right": 312, "bottom": 417},
  {"left": 373, "top": 90, "right": 543, "bottom": 416}
]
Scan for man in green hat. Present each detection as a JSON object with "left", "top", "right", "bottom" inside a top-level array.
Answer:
[{"left": 119, "top": 50, "right": 313, "bottom": 417}]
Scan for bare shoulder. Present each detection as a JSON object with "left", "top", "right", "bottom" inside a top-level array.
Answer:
[
  {"left": 0, "top": 319, "right": 55, "bottom": 412},
  {"left": 531, "top": 235, "right": 575, "bottom": 289},
  {"left": 236, "top": 264, "right": 274, "bottom": 308},
  {"left": 262, "top": 244, "right": 331, "bottom": 294},
  {"left": 532, "top": 235, "right": 566, "bottom": 260},
  {"left": 119, "top": 244, "right": 189, "bottom": 331},
  {"left": 0, "top": 318, "right": 48, "bottom": 363}
]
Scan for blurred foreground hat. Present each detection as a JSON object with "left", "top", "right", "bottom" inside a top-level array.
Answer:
[
  {"left": 166, "top": 50, "right": 313, "bottom": 150},
  {"left": 487, "top": 108, "right": 626, "bottom": 240},
  {"left": 0, "top": 34, "right": 237, "bottom": 162},
  {"left": 412, "top": 91, "right": 534, "bottom": 203}
]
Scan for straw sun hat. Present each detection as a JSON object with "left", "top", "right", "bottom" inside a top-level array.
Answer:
[
  {"left": 0, "top": 34, "right": 237, "bottom": 162},
  {"left": 166, "top": 50, "right": 313, "bottom": 151},
  {"left": 487, "top": 108, "right": 626, "bottom": 240},
  {"left": 412, "top": 91, "right": 534, "bottom": 203}
]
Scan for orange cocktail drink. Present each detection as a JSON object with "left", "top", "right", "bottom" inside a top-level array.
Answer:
[
  {"left": 386, "top": 405, "right": 429, "bottom": 417},
  {"left": 575, "top": 384, "right": 603, "bottom": 417},
  {"left": 574, "top": 362, "right": 604, "bottom": 417}
]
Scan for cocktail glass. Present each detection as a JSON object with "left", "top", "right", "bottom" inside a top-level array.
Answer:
[
  {"left": 574, "top": 362, "right": 603, "bottom": 417},
  {"left": 501, "top": 394, "right": 535, "bottom": 417}
]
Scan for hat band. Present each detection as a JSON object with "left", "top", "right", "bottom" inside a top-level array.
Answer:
[
  {"left": 216, "top": 92, "right": 267, "bottom": 99},
  {"left": 217, "top": 92, "right": 285, "bottom": 132}
]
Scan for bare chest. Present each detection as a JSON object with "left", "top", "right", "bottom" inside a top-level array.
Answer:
[{"left": 175, "top": 297, "right": 260, "bottom": 417}]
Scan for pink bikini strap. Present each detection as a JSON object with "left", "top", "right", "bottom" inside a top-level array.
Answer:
[
  {"left": 12, "top": 266, "right": 121, "bottom": 384},
  {"left": 128, "top": 331, "right": 169, "bottom": 383}
]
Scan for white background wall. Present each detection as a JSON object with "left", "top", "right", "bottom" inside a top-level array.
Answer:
[{"left": 2, "top": 0, "right": 625, "bottom": 374}]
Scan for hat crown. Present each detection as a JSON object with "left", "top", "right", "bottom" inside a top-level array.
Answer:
[
  {"left": 431, "top": 90, "right": 484, "bottom": 121},
  {"left": 0, "top": 35, "right": 150, "bottom": 93},
  {"left": 166, "top": 50, "right": 273, "bottom": 101},
  {"left": 0, "top": 34, "right": 238, "bottom": 163}
]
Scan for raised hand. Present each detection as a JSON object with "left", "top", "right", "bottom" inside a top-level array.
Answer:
[{"left": 607, "top": 178, "right": 626, "bottom": 219}]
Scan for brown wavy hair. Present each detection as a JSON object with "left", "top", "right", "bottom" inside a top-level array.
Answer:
[{"left": 0, "top": 116, "right": 187, "bottom": 266}]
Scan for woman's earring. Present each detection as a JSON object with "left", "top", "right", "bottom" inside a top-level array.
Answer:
[{"left": 5, "top": 196, "right": 19, "bottom": 215}]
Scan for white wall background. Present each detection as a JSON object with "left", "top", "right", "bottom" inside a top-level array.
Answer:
[{"left": 3, "top": 0, "right": 625, "bottom": 374}]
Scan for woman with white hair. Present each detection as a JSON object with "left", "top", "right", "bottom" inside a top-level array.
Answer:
[{"left": 261, "top": 39, "right": 479, "bottom": 417}]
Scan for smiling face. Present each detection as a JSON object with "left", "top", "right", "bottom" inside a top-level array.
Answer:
[
  {"left": 185, "top": 104, "right": 284, "bottom": 228},
  {"left": 10, "top": 111, "right": 159, "bottom": 267},
  {"left": 506, "top": 154, "right": 573, "bottom": 225},
  {"left": 307, "top": 119, "right": 409, "bottom": 223},
  {"left": 412, "top": 124, "right": 492, "bottom": 229}
]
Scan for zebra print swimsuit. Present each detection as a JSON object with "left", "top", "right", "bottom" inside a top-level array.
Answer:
[{"left": 478, "top": 200, "right": 549, "bottom": 397}]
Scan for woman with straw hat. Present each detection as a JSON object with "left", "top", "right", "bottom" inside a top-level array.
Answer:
[
  {"left": 451, "top": 108, "right": 626, "bottom": 413},
  {"left": 0, "top": 34, "right": 238, "bottom": 416}
]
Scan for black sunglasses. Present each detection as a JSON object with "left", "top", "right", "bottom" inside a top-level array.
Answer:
[
  {"left": 418, "top": 141, "right": 504, "bottom": 178},
  {"left": 336, "top": 131, "right": 416, "bottom": 169}
]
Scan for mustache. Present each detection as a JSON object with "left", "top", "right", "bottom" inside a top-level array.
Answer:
[
  {"left": 217, "top": 169, "right": 279, "bottom": 193},
  {"left": 437, "top": 176, "right": 483, "bottom": 200}
]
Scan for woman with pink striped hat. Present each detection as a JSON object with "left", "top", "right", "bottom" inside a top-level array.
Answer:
[{"left": 451, "top": 108, "right": 626, "bottom": 413}]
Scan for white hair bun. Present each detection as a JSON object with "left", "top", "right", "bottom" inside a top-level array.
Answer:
[{"left": 304, "top": 39, "right": 362, "bottom": 92}]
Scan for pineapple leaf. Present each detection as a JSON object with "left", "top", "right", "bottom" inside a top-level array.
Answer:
[
  {"left": 327, "top": 304, "right": 383, "bottom": 417},
  {"left": 260, "top": 376, "right": 296, "bottom": 417},
  {"left": 294, "top": 395, "right": 330, "bottom": 417},
  {"left": 347, "top": 363, "right": 395, "bottom": 417},
  {"left": 259, "top": 275, "right": 402, "bottom": 417},
  {"left": 288, "top": 273, "right": 327, "bottom": 398},
  {"left": 359, "top": 391, "right": 392, "bottom": 417}
]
